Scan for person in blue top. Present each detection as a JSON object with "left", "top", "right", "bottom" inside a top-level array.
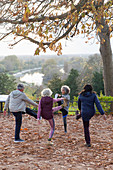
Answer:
[{"left": 77, "top": 84, "right": 106, "bottom": 147}]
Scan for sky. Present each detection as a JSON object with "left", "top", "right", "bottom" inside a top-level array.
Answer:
[{"left": 0, "top": 36, "right": 113, "bottom": 56}]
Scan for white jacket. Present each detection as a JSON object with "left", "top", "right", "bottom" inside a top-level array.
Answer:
[{"left": 4, "top": 90, "right": 38, "bottom": 112}]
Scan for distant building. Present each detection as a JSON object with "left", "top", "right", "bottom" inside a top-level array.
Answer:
[{"left": 0, "top": 95, "right": 8, "bottom": 112}]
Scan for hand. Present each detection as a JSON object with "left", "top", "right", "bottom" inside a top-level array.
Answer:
[
  {"left": 37, "top": 119, "right": 41, "bottom": 125},
  {"left": 103, "top": 114, "right": 106, "bottom": 120},
  {"left": 58, "top": 94, "right": 61, "bottom": 97},
  {"left": 3, "top": 110, "right": 6, "bottom": 116}
]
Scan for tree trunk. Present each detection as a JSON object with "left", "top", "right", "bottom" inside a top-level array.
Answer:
[{"left": 97, "top": 18, "right": 113, "bottom": 96}]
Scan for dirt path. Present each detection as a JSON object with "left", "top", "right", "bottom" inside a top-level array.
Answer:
[{"left": 0, "top": 114, "right": 113, "bottom": 170}]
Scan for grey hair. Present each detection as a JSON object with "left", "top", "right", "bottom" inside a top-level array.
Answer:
[
  {"left": 17, "top": 83, "right": 24, "bottom": 90},
  {"left": 41, "top": 88, "right": 53, "bottom": 97},
  {"left": 61, "top": 85, "right": 70, "bottom": 94}
]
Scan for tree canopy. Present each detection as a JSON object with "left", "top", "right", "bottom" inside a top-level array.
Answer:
[
  {"left": 0, "top": 73, "right": 16, "bottom": 94},
  {"left": 0, "top": 0, "right": 113, "bottom": 55},
  {"left": 1, "top": 0, "right": 113, "bottom": 97}
]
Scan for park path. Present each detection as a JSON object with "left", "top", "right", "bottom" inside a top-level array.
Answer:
[{"left": 0, "top": 114, "right": 113, "bottom": 170}]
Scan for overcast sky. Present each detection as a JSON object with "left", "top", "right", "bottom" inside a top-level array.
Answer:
[{"left": 0, "top": 36, "right": 113, "bottom": 56}]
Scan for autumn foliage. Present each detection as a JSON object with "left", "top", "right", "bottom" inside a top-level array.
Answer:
[{"left": 0, "top": 0, "right": 113, "bottom": 55}]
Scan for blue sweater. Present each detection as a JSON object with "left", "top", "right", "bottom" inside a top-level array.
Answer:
[{"left": 78, "top": 92, "right": 105, "bottom": 121}]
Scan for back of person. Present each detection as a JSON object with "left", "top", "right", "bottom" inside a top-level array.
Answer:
[
  {"left": 9, "top": 90, "right": 26, "bottom": 112},
  {"left": 79, "top": 92, "right": 96, "bottom": 114},
  {"left": 41, "top": 96, "right": 53, "bottom": 120},
  {"left": 78, "top": 85, "right": 104, "bottom": 121}
]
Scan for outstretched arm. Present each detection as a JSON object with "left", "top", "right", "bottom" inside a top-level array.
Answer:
[
  {"left": 23, "top": 93, "right": 38, "bottom": 107},
  {"left": 53, "top": 98, "right": 64, "bottom": 103}
]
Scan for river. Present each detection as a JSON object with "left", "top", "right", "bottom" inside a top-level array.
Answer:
[
  {"left": 13, "top": 67, "right": 64, "bottom": 86},
  {"left": 13, "top": 68, "right": 44, "bottom": 86}
]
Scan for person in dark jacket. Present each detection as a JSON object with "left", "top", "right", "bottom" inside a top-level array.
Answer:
[
  {"left": 77, "top": 84, "right": 106, "bottom": 147},
  {"left": 37, "top": 88, "right": 67, "bottom": 145}
]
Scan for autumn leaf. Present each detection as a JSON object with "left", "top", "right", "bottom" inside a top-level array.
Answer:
[{"left": 35, "top": 47, "right": 40, "bottom": 55}]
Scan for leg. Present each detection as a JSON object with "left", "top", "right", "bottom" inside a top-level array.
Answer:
[
  {"left": 63, "top": 115, "right": 67, "bottom": 133},
  {"left": 26, "top": 107, "right": 37, "bottom": 119},
  {"left": 57, "top": 100, "right": 62, "bottom": 106},
  {"left": 48, "top": 118, "right": 55, "bottom": 141},
  {"left": 83, "top": 120, "right": 90, "bottom": 144},
  {"left": 12, "top": 112, "right": 22, "bottom": 140},
  {"left": 52, "top": 106, "right": 62, "bottom": 113}
]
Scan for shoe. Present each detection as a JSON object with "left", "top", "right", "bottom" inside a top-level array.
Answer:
[
  {"left": 85, "top": 143, "right": 91, "bottom": 147},
  {"left": 14, "top": 139, "right": 25, "bottom": 142},
  {"left": 61, "top": 99, "right": 68, "bottom": 108},
  {"left": 47, "top": 141, "right": 53, "bottom": 145},
  {"left": 75, "top": 110, "right": 81, "bottom": 120},
  {"left": 48, "top": 138, "right": 52, "bottom": 141}
]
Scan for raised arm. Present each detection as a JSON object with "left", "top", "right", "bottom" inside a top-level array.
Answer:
[
  {"left": 22, "top": 93, "right": 38, "bottom": 107},
  {"left": 53, "top": 98, "right": 64, "bottom": 103}
]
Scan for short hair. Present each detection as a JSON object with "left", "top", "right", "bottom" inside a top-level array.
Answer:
[
  {"left": 61, "top": 85, "right": 70, "bottom": 94},
  {"left": 41, "top": 88, "right": 53, "bottom": 97},
  {"left": 17, "top": 84, "right": 24, "bottom": 90}
]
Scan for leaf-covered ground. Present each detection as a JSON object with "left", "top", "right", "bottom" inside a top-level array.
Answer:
[{"left": 0, "top": 113, "right": 113, "bottom": 170}]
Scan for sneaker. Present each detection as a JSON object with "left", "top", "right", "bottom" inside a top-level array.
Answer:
[
  {"left": 48, "top": 138, "right": 52, "bottom": 141},
  {"left": 47, "top": 141, "right": 53, "bottom": 146},
  {"left": 14, "top": 139, "right": 25, "bottom": 142},
  {"left": 85, "top": 143, "right": 91, "bottom": 147}
]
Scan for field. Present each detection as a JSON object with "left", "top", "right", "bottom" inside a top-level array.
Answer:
[{"left": 0, "top": 113, "right": 113, "bottom": 170}]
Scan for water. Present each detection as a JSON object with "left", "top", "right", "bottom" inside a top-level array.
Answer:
[
  {"left": 13, "top": 68, "right": 44, "bottom": 86},
  {"left": 13, "top": 67, "right": 64, "bottom": 86},
  {"left": 20, "top": 72, "right": 44, "bottom": 86}
]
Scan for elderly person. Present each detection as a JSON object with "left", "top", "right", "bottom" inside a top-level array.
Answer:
[
  {"left": 55, "top": 85, "right": 70, "bottom": 133},
  {"left": 4, "top": 84, "right": 38, "bottom": 142},
  {"left": 37, "top": 88, "right": 67, "bottom": 145}
]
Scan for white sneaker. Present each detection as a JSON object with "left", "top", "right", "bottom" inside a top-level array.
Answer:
[{"left": 14, "top": 139, "right": 25, "bottom": 142}]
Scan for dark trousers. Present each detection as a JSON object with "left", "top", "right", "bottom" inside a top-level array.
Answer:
[
  {"left": 57, "top": 101, "right": 68, "bottom": 132},
  {"left": 26, "top": 107, "right": 37, "bottom": 119},
  {"left": 12, "top": 112, "right": 23, "bottom": 140},
  {"left": 12, "top": 108, "right": 37, "bottom": 140},
  {"left": 83, "top": 120, "right": 90, "bottom": 144}
]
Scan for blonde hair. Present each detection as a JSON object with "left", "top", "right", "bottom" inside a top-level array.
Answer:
[
  {"left": 61, "top": 85, "right": 70, "bottom": 94},
  {"left": 41, "top": 88, "right": 53, "bottom": 97}
]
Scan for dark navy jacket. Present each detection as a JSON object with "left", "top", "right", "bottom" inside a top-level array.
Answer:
[{"left": 78, "top": 92, "right": 105, "bottom": 121}]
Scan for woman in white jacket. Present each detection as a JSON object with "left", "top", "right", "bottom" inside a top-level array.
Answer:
[{"left": 4, "top": 84, "right": 38, "bottom": 142}]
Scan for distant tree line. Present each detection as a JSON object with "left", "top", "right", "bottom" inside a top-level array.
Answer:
[{"left": 0, "top": 54, "right": 105, "bottom": 97}]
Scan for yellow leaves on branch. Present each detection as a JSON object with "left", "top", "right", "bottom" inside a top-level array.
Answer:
[
  {"left": 22, "top": 3, "right": 30, "bottom": 22},
  {"left": 17, "top": 0, "right": 23, "bottom": 2},
  {"left": 35, "top": 48, "right": 40, "bottom": 55}
]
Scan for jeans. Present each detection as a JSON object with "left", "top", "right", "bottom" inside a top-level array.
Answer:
[
  {"left": 12, "top": 112, "right": 23, "bottom": 140},
  {"left": 83, "top": 120, "right": 90, "bottom": 144},
  {"left": 12, "top": 108, "right": 37, "bottom": 140},
  {"left": 26, "top": 107, "right": 37, "bottom": 119}
]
